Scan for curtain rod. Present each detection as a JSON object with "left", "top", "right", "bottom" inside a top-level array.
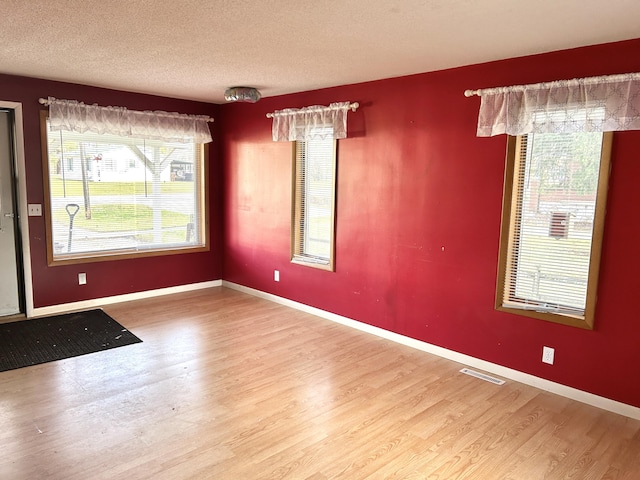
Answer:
[
  {"left": 464, "top": 72, "right": 640, "bottom": 97},
  {"left": 38, "top": 97, "right": 215, "bottom": 122},
  {"left": 266, "top": 102, "right": 359, "bottom": 118}
]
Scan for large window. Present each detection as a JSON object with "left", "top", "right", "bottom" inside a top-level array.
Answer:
[
  {"left": 291, "top": 128, "right": 336, "bottom": 270},
  {"left": 41, "top": 112, "right": 207, "bottom": 264},
  {"left": 496, "top": 130, "right": 612, "bottom": 329}
]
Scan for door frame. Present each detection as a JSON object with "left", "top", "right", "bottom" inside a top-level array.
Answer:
[{"left": 1, "top": 101, "right": 34, "bottom": 317}]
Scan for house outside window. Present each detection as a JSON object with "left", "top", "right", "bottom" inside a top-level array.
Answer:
[
  {"left": 41, "top": 112, "right": 208, "bottom": 264},
  {"left": 495, "top": 129, "right": 612, "bottom": 329}
]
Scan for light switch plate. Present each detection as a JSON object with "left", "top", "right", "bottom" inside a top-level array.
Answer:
[{"left": 28, "top": 204, "right": 42, "bottom": 216}]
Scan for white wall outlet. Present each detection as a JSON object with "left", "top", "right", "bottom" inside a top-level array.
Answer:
[
  {"left": 28, "top": 204, "right": 42, "bottom": 216},
  {"left": 78, "top": 272, "right": 87, "bottom": 285},
  {"left": 274, "top": 270, "right": 280, "bottom": 282},
  {"left": 542, "top": 346, "right": 555, "bottom": 365}
]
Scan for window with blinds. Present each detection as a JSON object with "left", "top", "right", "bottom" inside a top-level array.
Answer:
[
  {"left": 42, "top": 115, "right": 207, "bottom": 264},
  {"left": 496, "top": 130, "right": 612, "bottom": 329},
  {"left": 291, "top": 128, "right": 336, "bottom": 270}
]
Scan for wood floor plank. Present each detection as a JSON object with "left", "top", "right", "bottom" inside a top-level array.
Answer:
[{"left": 0, "top": 286, "right": 639, "bottom": 479}]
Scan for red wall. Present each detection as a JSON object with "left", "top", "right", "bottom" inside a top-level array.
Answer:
[
  {"left": 0, "top": 74, "right": 222, "bottom": 308},
  {"left": 220, "top": 39, "right": 640, "bottom": 408}
]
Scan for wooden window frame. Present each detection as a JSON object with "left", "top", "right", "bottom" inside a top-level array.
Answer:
[
  {"left": 495, "top": 132, "right": 613, "bottom": 329},
  {"left": 40, "top": 110, "right": 209, "bottom": 266},
  {"left": 290, "top": 137, "right": 337, "bottom": 271}
]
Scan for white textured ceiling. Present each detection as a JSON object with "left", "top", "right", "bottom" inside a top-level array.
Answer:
[{"left": 2, "top": 0, "right": 640, "bottom": 104}]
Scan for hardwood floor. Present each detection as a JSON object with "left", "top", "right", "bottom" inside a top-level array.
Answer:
[{"left": 1, "top": 286, "right": 639, "bottom": 479}]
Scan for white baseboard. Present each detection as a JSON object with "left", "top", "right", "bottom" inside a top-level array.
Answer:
[
  {"left": 31, "top": 280, "right": 222, "bottom": 318},
  {"left": 223, "top": 281, "right": 640, "bottom": 421}
]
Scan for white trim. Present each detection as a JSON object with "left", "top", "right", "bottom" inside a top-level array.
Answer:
[
  {"left": 31, "top": 280, "right": 221, "bottom": 318},
  {"left": 223, "top": 280, "right": 640, "bottom": 421},
  {"left": 0, "top": 101, "right": 34, "bottom": 317}
]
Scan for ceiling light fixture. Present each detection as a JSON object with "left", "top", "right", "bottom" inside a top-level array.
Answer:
[{"left": 224, "top": 87, "right": 261, "bottom": 103}]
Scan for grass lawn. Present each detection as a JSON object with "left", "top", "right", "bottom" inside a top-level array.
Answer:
[
  {"left": 50, "top": 178, "right": 194, "bottom": 196},
  {"left": 53, "top": 204, "right": 190, "bottom": 232}
]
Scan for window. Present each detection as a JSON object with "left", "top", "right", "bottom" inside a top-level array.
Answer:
[
  {"left": 41, "top": 112, "right": 208, "bottom": 264},
  {"left": 291, "top": 128, "right": 337, "bottom": 270},
  {"left": 496, "top": 130, "right": 612, "bottom": 329}
]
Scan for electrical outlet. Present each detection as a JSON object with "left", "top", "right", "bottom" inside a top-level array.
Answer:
[
  {"left": 78, "top": 273, "right": 87, "bottom": 285},
  {"left": 542, "top": 346, "right": 555, "bottom": 365},
  {"left": 274, "top": 270, "right": 280, "bottom": 282}
]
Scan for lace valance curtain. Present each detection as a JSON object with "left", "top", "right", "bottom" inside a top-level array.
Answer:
[
  {"left": 46, "top": 97, "right": 213, "bottom": 143},
  {"left": 270, "top": 102, "right": 356, "bottom": 142},
  {"left": 473, "top": 73, "right": 640, "bottom": 137}
]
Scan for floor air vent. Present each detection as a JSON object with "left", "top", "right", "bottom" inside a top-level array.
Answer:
[{"left": 460, "top": 368, "right": 505, "bottom": 385}]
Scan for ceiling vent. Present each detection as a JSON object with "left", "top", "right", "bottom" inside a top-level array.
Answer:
[{"left": 224, "top": 87, "right": 261, "bottom": 103}]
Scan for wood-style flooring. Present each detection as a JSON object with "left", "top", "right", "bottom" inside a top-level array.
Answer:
[{"left": 1, "top": 287, "right": 639, "bottom": 479}]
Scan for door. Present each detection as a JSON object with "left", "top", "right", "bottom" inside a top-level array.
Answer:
[{"left": 0, "top": 109, "right": 22, "bottom": 316}]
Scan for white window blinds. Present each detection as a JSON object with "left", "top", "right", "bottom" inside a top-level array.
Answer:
[
  {"left": 502, "top": 128, "right": 608, "bottom": 316},
  {"left": 43, "top": 107, "right": 207, "bottom": 261},
  {"left": 292, "top": 128, "right": 336, "bottom": 266}
]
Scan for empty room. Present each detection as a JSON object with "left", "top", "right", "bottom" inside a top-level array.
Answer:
[{"left": 1, "top": 1, "right": 640, "bottom": 478}]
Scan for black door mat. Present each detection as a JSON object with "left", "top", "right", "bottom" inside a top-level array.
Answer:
[{"left": 0, "top": 309, "right": 142, "bottom": 372}]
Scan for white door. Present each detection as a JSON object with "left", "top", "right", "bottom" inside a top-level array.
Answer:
[{"left": 0, "top": 110, "right": 22, "bottom": 316}]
